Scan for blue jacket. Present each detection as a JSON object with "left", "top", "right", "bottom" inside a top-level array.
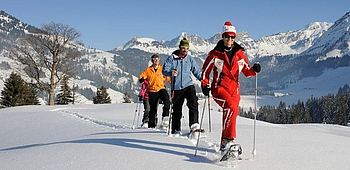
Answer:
[{"left": 162, "top": 50, "right": 202, "bottom": 90}]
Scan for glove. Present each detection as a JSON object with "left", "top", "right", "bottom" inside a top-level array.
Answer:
[
  {"left": 201, "top": 85, "right": 210, "bottom": 96},
  {"left": 138, "top": 96, "right": 143, "bottom": 101},
  {"left": 139, "top": 78, "right": 145, "bottom": 83},
  {"left": 252, "top": 63, "right": 261, "bottom": 73}
]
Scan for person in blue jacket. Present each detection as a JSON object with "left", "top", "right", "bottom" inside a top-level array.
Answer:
[{"left": 162, "top": 38, "right": 202, "bottom": 135}]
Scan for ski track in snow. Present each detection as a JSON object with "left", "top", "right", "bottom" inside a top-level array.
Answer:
[
  {"left": 49, "top": 107, "right": 262, "bottom": 168},
  {"left": 53, "top": 108, "right": 231, "bottom": 166},
  {"left": 53, "top": 108, "right": 128, "bottom": 130}
]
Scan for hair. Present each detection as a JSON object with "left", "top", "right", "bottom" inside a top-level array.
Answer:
[{"left": 151, "top": 54, "right": 159, "bottom": 59}]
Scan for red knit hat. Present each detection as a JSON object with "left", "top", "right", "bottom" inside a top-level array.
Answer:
[{"left": 222, "top": 21, "right": 236, "bottom": 37}]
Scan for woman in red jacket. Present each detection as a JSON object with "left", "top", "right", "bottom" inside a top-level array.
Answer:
[{"left": 201, "top": 21, "right": 261, "bottom": 153}]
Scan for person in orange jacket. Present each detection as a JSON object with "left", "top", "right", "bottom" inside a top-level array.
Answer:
[
  {"left": 201, "top": 21, "right": 261, "bottom": 153},
  {"left": 139, "top": 54, "right": 171, "bottom": 128}
]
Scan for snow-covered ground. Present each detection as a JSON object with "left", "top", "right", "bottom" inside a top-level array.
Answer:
[{"left": 1, "top": 98, "right": 349, "bottom": 170}]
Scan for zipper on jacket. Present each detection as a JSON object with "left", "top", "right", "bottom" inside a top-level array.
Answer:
[
  {"left": 181, "top": 58, "right": 183, "bottom": 89},
  {"left": 218, "top": 73, "right": 223, "bottom": 86}
]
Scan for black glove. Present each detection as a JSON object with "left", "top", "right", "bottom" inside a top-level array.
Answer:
[
  {"left": 138, "top": 96, "right": 143, "bottom": 101},
  {"left": 252, "top": 63, "right": 261, "bottom": 73},
  {"left": 201, "top": 85, "right": 210, "bottom": 96},
  {"left": 139, "top": 78, "right": 145, "bottom": 83}
]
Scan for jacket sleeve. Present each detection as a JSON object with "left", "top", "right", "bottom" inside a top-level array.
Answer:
[
  {"left": 165, "top": 76, "right": 171, "bottom": 85},
  {"left": 139, "top": 68, "right": 148, "bottom": 81},
  {"left": 201, "top": 52, "right": 215, "bottom": 87},
  {"left": 240, "top": 52, "right": 256, "bottom": 77},
  {"left": 162, "top": 56, "right": 173, "bottom": 77},
  {"left": 190, "top": 56, "right": 202, "bottom": 81},
  {"left": 139, "top": 82, "right": 146, "bottom": 97}
]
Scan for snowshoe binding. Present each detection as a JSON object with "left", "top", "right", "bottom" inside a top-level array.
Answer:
[
  {"left": 188, "top": 123, "right": 205, "bottom": 140},
  {"left": 220, "top": 143, "right": 242, "bottom": 162},
  {"left": 159, "top": 116, "right": 169, "bottom": 130}
]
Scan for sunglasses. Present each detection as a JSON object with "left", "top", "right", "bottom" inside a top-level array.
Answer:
[
  {"left": 180, "top": 46, "right": 189, "bottom": 50},
  {"left": 224, "top": 34, "right": 236, "bottom": 39},
  {"left": 152, "top": 58, "right": 160, "bottom": 61}
]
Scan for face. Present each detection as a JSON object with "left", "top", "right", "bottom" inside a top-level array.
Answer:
[
  {"left": 152, "top": 57, "right": 160, "bottom": 65},
  {"left": 223, "top": 34, "right": 235, "bottom": 47},
  {"left": 179, "top": 46, "right": 189, "bottom": 56}
]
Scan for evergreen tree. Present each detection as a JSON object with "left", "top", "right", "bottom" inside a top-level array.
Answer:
[
  {"left": 55, "top": 76, "right": 73, "bottom": 105},
  {"left": 337, "top": 84, "right": 350, "bottom": 95},
  {"left": 93, "top": 86, "right": 111, "bottom": 104},
  {"left": 23, "top": 83, "right": 40, "bottom": 105},
  {"left": 334, "top": 93, "right": 349, "bottom": 126},
  {"left": 322, "top": 94, "right": 335, "bottom": 124},
  {"left": 277, "top": 101, "right": 287, "bottom": 124},
  {"left": 0, "top": 72, "right": 39, "bottom": 107}
]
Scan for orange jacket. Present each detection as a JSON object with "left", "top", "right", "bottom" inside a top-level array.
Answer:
[{"left": 139, "top": 65, "right": 171, "bottom": 92}]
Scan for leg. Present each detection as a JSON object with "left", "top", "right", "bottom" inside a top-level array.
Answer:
[
  {"left": 142, "top": 99, "right": 150, "bottom": 123},
  {"left": 172, "top": 90, "right": 185, "bottom": 133},
  {"left": 158, "top": 89, "right": 170, "bottom": 117},
  {"left": 148, "top": 92, "right": 159, "bottom": 128},
  {"left": 184, "top": 85, "right": 199, "bottom": 127},
  {"left": 212, "top": 87, "right": 240, "bottom": 146}
]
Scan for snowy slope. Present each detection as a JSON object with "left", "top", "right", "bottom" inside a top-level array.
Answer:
[
  {"left": 1, "top": 100, "right": 350, "bottom": 170},
  {"left": 303, "top": 11, "right": 350, "bottom": 60},
  {"left": 247, "top": 22, "right": 332, "bottom": 58}
]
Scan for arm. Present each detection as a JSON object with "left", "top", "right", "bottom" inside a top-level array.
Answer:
[
  {"left": 201, "top": 52, "right": 215, "bottom": 87},
  {"left": 162, "top": 56, "right": 173, "bottom": 77},
  {"left": 189, "top": 56, "right": 202, "bottom": 81},
  {"left": 239, "top": 52, "right": 256, "bottom": 77},
  {"left": 139, "top": 68, "right": 148, "bottom": 83}
]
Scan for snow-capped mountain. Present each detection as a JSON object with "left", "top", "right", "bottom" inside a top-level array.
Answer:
[
  {"left": 114, "top": 37, "right": 173, "bottom": 54},
  {"left": 0, "top": 10, "right": 349, "bottom": 105},
  {"left": 0, "top": 10, "right": 37, "bottom": 36},
  {"left": 246, "top": 22, "right": 333, "bottom": 58},
  {"left": 0, "top": 10, "right": 37, "bottom": 52},
  {"left": 111, "top": 22, "right": 333, "bottom": 60},
  {"left": 112, "top": 32, "right": 215, "bottom": 58},
  {"left": 109, "top": 12, "right": 349, "bottom": 96},
  {"left": 0, "top": 10, "right": 131, "bottom": 104},
  {"left": 303, "top": 11, "right": 350, "bottom": 61}
]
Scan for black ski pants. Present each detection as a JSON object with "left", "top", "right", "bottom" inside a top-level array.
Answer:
[
  {"left": 171, "top": 85, "right": 199, "bottom": 133},
  {"left": 148, "top": 89, "right": 170, "bottom": 128}
]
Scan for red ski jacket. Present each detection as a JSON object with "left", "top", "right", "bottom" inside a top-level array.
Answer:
[{"left": 201, "top": 40, "right": 256, "bottom": 94}]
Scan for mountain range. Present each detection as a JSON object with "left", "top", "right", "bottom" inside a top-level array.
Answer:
[{"left": 0, "top": 10, "right": 349, "bottom": 105}]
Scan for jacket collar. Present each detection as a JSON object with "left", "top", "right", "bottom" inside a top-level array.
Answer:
[
  {"left": 214, "top": 40, "right": 244, "bottom": 52},
  {"left": 172, "top": 50, "right": 187, "bottom": 59}
]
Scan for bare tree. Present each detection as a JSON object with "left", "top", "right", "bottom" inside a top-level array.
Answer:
[{"left": 11, "top": 22, "right": 82, "bottom": 105}]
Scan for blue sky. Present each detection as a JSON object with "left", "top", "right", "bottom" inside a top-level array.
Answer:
[{"left": 2, "top": 0, "right": 350, "bottom": 50}]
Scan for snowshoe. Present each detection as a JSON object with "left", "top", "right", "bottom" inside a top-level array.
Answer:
[
  {"left": 188, "top": 123, "right": 205, "bottom": 140},
  {"left": 141, "top": 122, "right": 148, "bottom": 128},
  {"left": 220, "top": 143, "right": 242, "bottom": 162},
  {"left": 159, "top": 116, "right": 169, "bottom": 130},
  {"left": 170, "top": 130, "right": 182, "bottom": 137}
]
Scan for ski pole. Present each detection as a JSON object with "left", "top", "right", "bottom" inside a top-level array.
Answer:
[
  {"left": 252, "top": 72, "right": 258, "bottom": 158},
  {"left": 167, "top": 75, "right": 176, "bottom": 135},
  {"left": 195, "top": 96, "right": 207, "bottom": 157},
  {"left": 208, "top": 93, "right": 212, "bottom": 133},
  {"left": 132, "top": 101, "right": 140, "bottom": 129},
  {"left": 136, "top": 100, "right": 142, "bottom": 127}
]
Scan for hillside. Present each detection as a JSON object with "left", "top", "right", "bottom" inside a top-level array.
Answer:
[{"left": 0, "top": 10, "right": 349, "bottom": 105}]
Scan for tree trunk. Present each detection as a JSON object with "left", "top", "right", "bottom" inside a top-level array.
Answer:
[{"left": 49, "top": 87, "right": 55, "bottom": 105}]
